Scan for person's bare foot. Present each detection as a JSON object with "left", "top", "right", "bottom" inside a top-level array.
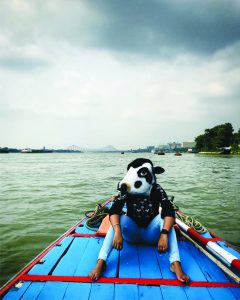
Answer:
[
  {"left": 170, "top": 261, "right": 190, "bottom": 284},
  {"left": 89, "top": 259, "right": 106, "bottom": 281}
]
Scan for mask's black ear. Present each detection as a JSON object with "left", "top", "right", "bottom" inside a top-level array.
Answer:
[{"left": 154, "top": 166, "right": 165, "bottom": 174}]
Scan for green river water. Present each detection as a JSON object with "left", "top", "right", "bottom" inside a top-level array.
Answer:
[{"left": 0, "top": 153, "right": 239, "bottom": 287}]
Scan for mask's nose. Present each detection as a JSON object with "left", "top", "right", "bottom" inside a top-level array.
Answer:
[{"left": 119, "top": 183, "right": 129, "bottom": 194}]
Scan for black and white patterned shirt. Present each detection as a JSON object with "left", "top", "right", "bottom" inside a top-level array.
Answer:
[{"left": 109, "top": 184, "right": 175, "bottom": 227}]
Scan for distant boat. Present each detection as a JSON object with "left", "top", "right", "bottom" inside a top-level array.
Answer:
[
  {"left": 21, "top": 148, "right": 53, "bottom": 153},
  {"left": 174, "top": 152, "right": 182, "bottom": 156},
  {"left": 157, "top": 151, "right": 165, "bottom": 155},
  {"left": 121, "top": 152, "right": 124, "bottom": 154},
  {"left": 21, "top": 148, "right": 32, "bottom": 153},
  {"left": 220, "top": 147, "right": 231, "bottom": 154},
  {"left": 0, "top": 147, "right": 9, "bottom": 153}
]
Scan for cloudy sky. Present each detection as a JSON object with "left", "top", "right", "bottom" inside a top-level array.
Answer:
[{"left": 0, "top": 0, "right": 240, "bottom": 149}]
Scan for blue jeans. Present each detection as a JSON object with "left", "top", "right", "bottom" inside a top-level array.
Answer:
[{"left": 98, "top": 214, "right": 180, "bottom": 264}]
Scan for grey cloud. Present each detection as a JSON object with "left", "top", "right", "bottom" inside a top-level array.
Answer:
[
  {"left": 0, "top": 56, "right": 49, "bottom": 71},
  {"left": 85, "top": 0, "right": 240, "bottom": 57},
  {"left": 1, "top": 1, "right": 240, "bottom": 60}
]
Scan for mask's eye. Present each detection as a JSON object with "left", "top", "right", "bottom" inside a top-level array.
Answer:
[{"left": 140, "top": 170, "right": 147, "bottom": 176}]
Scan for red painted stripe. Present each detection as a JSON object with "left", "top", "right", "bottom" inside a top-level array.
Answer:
[
  {"left": 0, "top": 197, "right": 114, "bottom": 296},
  {"left": 232, "top": 259, "right": 240, "bottom": 270},
  {"left": 19, "top": 274, "right": 240, "bottom": 288},
  {"left": 187, "top": 227, "right": 209, "bottom": 245}
]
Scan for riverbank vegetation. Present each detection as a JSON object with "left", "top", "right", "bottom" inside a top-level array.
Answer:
[{"left": 195, "top": 123, "right": 240, "bottom": 154}]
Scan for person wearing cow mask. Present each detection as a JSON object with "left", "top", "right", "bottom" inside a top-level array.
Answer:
[{"left": 89, "top": 158, "right": 190, "bottom": 283}]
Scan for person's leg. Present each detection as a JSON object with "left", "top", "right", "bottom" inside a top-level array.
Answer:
[
  {"left": 89, "top": 214, "right": 140, "bottom": 280},
  {"left": 120, "top": 214, "right": 141, "bottom": 243},
  {"left": 89, "top": 225, "right": 115, "bottom": 280},
  {"left": 140, "top": 215, "right": 180, "bottom": 262},
  {"left": 140, "top": 215, "right": 189, "bottom": 283}
]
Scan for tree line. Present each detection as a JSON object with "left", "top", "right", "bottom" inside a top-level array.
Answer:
[{"left": 195, "top": 123, "right": 240, "bottom": 153}]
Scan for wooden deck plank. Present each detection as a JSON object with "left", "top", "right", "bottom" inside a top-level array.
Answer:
[
  {"left": 153, "top": 247, "right": 188, "bottom": 300},
  {"left": 114, "top": 284, "right": 138, "bottom": 300},
  {"left": 179, "top": 242, "right": 215, "bottom": 300},
  {"left": 88, "top": 283, "right": 114, "bottom": 300},
  {"left": 2, "top": 282, "right": 31, "bottom": 300},
  {"left": 63, "top": 283, "right": 91, "bottom": 300},
  {"left": 230, "top": 288, "right": 240, "bottom": 300},
  {"left": 53, "top": 237, "right": 90, "bottom": 275},
  {"left": 160, "top": 285, "right": 188, "bottom": 300},
  {"left": 119, "top": 242, "right": 140, "bottom": 278},
  {"left": 208, "top": 288, "right": 239, "bottom": 300},
  {"left": 103, "top": 248, "right": 119, "bottom": 277},
  {"left": 20, "top": 282, "right": 45, "bottom": 300},
  {"left": 74, "top": 237, "right": 104, "bottom": 276},
  {"left": 74, "top": 225, "right": 93, "bottom": 234},
  {"left": 28, "top": 237, "right": 73, "bottom": 275},
  {"left": 137, "top": 245, "right": 164, "bottom": 300},
  {"left": 117, "top": 243, "right": 140, "bottom": 300},
  {"left": 185, "top": 239, "right": 239, "bottom": 299},
  {"left": 138, "top": 245, "right": 162, "bottom": 278},
  {"left": 186, "top": 240, "right": 230, "bottom": 282},
  {"left": 138, "top": 285, "right": 163, "bottom": 300},
  {"left": 37, "top": 282, "right": 68, "bottom": 300}
]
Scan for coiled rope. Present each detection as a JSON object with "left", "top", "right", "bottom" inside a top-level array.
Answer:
[
  {"left": 85, "top": 204, "right": 109, "bottom": 231},
  {"left": 170, "top": 196, "right": 207, "bottom": 234}
]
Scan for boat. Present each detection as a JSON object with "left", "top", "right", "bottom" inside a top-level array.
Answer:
[
  {"left": 175, "top": 152, "right": 182, "bottom": 156},
  {"left": 0, "top": 197, "right": 239, "bottom": 299},
  {"left": 21, "top": 148, "right": 33, "bottom": 153},
  {"left": 154, "top": 151, "right": 165, "bottom": 155},
  {"left": 21, "top": 148, "right": 53, "bottom": 153},
  {"left": 220, "top": 147, "right": 231, "bottom": 155}
]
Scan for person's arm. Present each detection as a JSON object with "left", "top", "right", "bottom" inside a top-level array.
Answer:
[
  {"left": 158, "top": 216, "right": 174, "bottom": 252},
  {"left": 157, "top": 186, "right": 175, "bottom": 253},
  {"left": 108, "top": 197, "right": 125, "bottom": 250},
  {"left": 110, "top": 214, "right": 123, "bottom": 250}
]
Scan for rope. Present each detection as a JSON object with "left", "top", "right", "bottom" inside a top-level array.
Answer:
[
  {"left": 85, "top": 204, "right": 109, "bottom": 231},
  {"left": 169, "top": 196, "right": 207, "bottom": 234}
]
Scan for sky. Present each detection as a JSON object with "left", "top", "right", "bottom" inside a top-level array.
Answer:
[{"left": 0, "top": 0, "right": 240, "bottom": 150}]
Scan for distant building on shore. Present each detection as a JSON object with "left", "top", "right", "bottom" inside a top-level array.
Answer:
[{"left": 182, "top": 141, "right": 197, "bottom": 153}]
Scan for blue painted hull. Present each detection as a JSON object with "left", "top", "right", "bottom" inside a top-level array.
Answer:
[{"left": 1, "top": 199, "right": 240, "bottom": 300}]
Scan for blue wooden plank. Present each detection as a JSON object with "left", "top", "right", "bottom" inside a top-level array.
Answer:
[
  {"left": 28, "top": 237, "right": 73, "bottom": 275},
  {"left": 160, "top": 285, "right": 188, "bottom": 300},
  {"left": 63, "top": 283, "right": 91, "bottom": 300},
  {"left": 119, "top": 242, "right": 140, "bottom": 278},
  {"left": 2, "top": 282, "right": 31, "bottom": 300},
  {"left": 138, "top": 245, "right": 162, "bottom": 278},
  {"left": 88, "top": 283, "right": 114, "bottom": 300},
  {"left": 154, "top": 249, "right": 188, "bottom": 300},
  {"left": 103, "top": 247, "right": 119, "bottom": 277},
  {"left": 230, "top": 288, "right": 240, "bottom": 300},
  {"left": 182, "top": 241, "right": 240, "bottom": 299},
  {"left": 114, "top": 284, "right": 138, "bottom": 300},
  {"left": 207, "top": 287, "right": 238, "bottom": 300},
  {"left": 21, "top": 282, "right": 45, "bottom": 300},
  {"left": 74, "top": 237, "right": 104, "bottom": 276},
  {"left": 178, "top": 242, "right": 214, "bottom": 300},
  {"left": 139, "top": 285, "right": 163, "bottom": 300},
  {"left": 186, "top": 240, "right": 230, "bottom": 282},
  {"left": 37, "top": 282, "right": 68, "bottom": 300},
  {"left": 75, "top": 225, "right": 93, "bottom": 234},
  {"left": 53, "top": 237, "right": 90, "bottom": 275}
]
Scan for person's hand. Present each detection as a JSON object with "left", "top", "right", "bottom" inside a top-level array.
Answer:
[
  {"left": 112, "top": 231, "right": 123, "bottom": 250},
  {"left": 158, "top": 234, "right": 168, "bottom": 253}
]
